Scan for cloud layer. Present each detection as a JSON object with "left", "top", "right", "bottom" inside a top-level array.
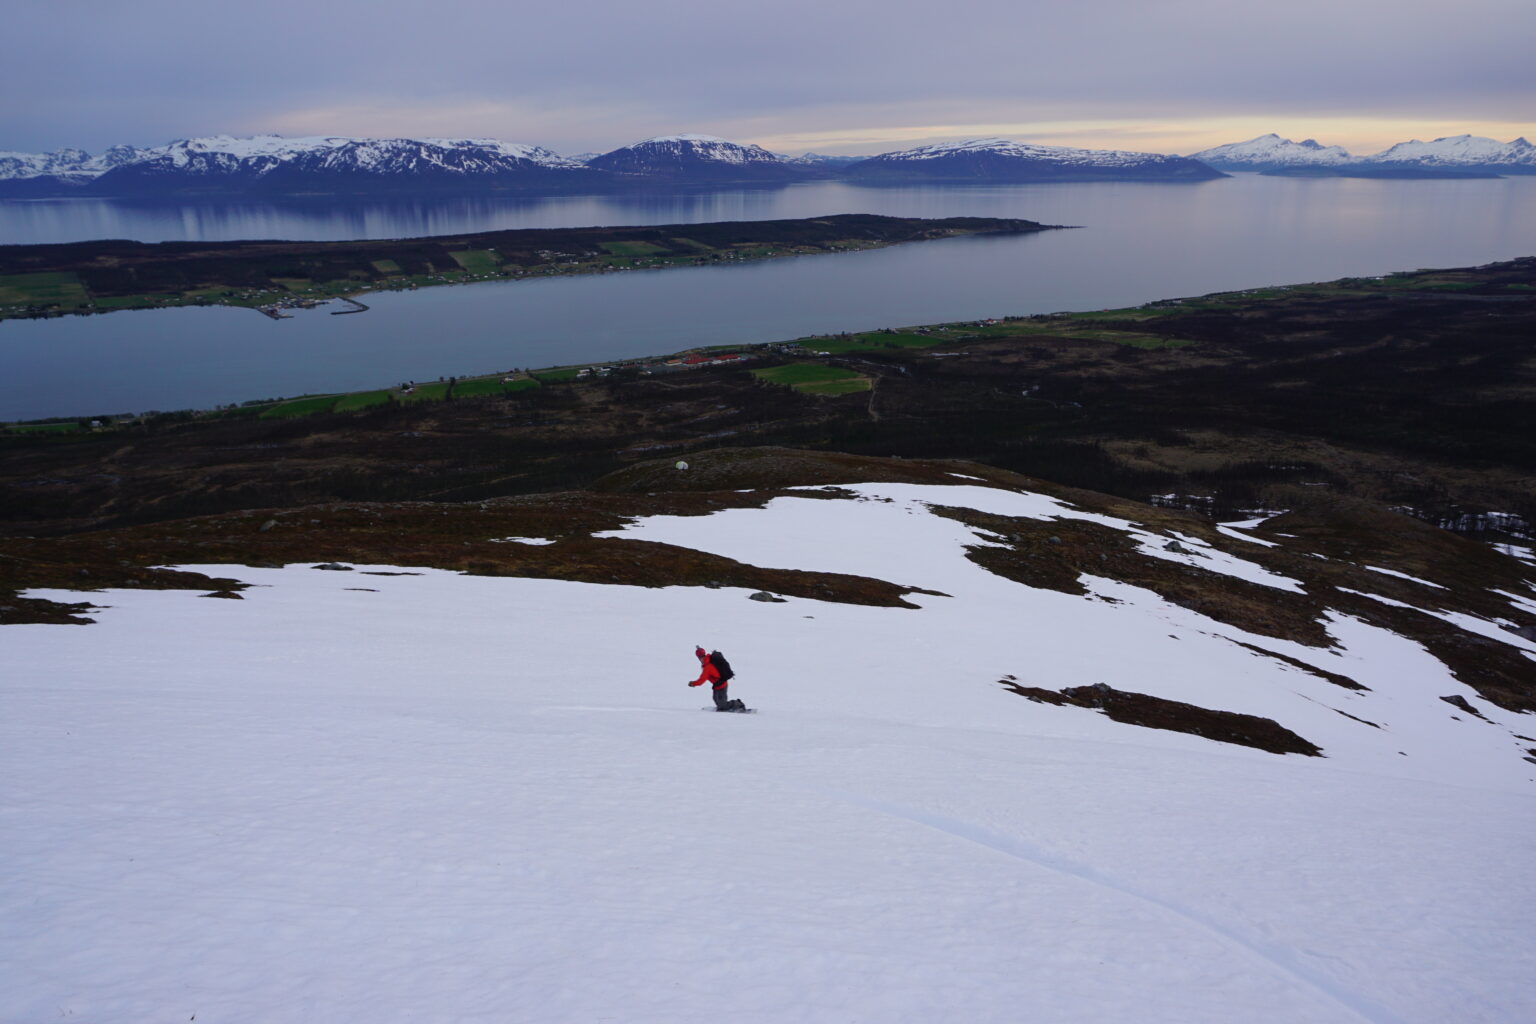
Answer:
[{"left": 6, "top": 0, "right": 1533, "bottom": 155}]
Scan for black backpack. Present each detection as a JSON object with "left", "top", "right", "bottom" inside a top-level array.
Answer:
[{"left": 710, "top": 650, "right": 735, "bottom": 683}]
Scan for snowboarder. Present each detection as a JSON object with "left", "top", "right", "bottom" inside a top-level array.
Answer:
[{"left": 689, "top": 645, "right": 746, "bottom": 712}]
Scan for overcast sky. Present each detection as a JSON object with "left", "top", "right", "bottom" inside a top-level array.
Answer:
[{"left": 6, "top": 0, "right": 1533, "bottom": 157}]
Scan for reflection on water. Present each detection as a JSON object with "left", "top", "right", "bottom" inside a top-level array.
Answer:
[
  {"left": 0, "top": 185, "right": 842, "bottom": 244},
  {"left": 3, "top": 175, "right": 1535, "bottom": 420}
]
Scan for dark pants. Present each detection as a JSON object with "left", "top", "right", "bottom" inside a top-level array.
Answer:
[{"left": 712, "top": 685, "right": 732, "bottom": 710}]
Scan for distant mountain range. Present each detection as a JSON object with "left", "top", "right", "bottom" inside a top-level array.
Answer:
[
  {"left": 0, "top": 135, "right": 594, "bottom": 197},
  {"left": 1187, "top": 133, "right": 1536, "bottom": 178},
  {"left": 0, "top": 134, "right": 1225, "bottom": 196},
  {"left": 2, "top": 130, "right": 1530, "bottom": 197},
  {"left": 846, "top": 137, "right": 1223, "bottom": 182}
]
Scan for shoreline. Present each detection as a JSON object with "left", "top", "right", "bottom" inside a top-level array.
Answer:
[
  {"left": 5, "top": 253, "right": 1530, "bottom": 428},
  {"left": 0, "top": 255, "right": 1520, "bottom": 427}
]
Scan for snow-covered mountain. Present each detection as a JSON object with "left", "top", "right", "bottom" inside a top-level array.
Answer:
[
  {"left": 0, "top": 144, "right": 149, "bottom": 194},
  {"left": 0, "top": 148, "right": 90, "bottom": 180},
  {"left": 4, "top": 449, "right": 1533, "bottom": 1021},
  {"left": 1191, "top": 133, "right": 1536, "bottom": 177},
  {"left": 586, "top": 134, "right": 814, "bottom": 181},
  {"left": 1366, "top": 134, "right": 1536, "bottom": 173},
  {"left": 88, "top": 134, "right": 594, "bottom": 194},
  {"left": 1188, "top": 134, "right": 1356, "bottom": 171},
  {"left": 846, "top": 137, "right": 1226, "bottom": 182},
  {"left": 0, "top": 144, "right": 146, "bottom": 181},
  {"left": 779, "top": 151, "right": 864, "bottom": 168}
]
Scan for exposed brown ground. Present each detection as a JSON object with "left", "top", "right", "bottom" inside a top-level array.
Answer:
[
  {"left": 5, "top": 447, "right": 1531, "bottom": 714},
  {"left": 1002, "top": 680, "right": 1325, "bottom": 756}
]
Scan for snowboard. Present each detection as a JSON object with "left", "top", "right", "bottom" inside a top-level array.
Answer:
[{"left": 703, "top": 706, "right": 757, "bottom": 714}]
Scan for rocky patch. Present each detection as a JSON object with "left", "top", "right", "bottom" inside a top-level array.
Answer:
[{"left": 1001, "top": 679, "right": 1324, "bottom": 756}]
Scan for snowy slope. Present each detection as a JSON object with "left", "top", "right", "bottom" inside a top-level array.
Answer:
[
  {"left": 4, "top": 475, "right": 1534, "bottom": 1023},
  {"left": 846, "top": 138, "right": 1226, "bottom": 182},
  {"left": 1188, "top": 133, "right": 1356, "bottom": 171}
]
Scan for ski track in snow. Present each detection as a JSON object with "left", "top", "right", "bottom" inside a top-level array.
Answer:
[{"left": 839, "top": 794, "right": 1405, "bottom": 1024}]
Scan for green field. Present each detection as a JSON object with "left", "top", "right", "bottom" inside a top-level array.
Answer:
[
  {"left": 450, "top": 250, "right": 502, "bottom": 274},
  {"left": 452, "top": 377, "right": 540, "bottom": 398},
  {"left": 231, "top": 377, "right": 543, "bottom": 421},
  {"left": 600, "top": 241, "right": 668, "bottom": 257},
  {"left": 753, "top": 362, "right": 870, "bottom": 395},
  {"left": 0, "top": 271, "right": 90, "bottom": 306},
  {"left": 370, "top": 259, "right": 402, "bottom": 275},
  {"left": 260, "top": 395, "right": 342, "bottom": 418},
  {"left": 334, "top": 389, "right": 396, "bottom": 412},
  {"left": 2, "top": 420, "right": 83, "bottom": 434},
  {"left": 798, "top": 377, "right": 872, "bottom": 395}
]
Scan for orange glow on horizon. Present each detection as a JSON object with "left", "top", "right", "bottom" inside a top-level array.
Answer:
[{"left": 748, "top": 117, "right": 1536, "bottom": 157}]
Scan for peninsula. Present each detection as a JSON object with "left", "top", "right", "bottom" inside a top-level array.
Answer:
[{"left": 0, "top": 214, "right": 1054, "bottom": 321}]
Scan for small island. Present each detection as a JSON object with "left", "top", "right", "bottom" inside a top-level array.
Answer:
[{"left": 0, "top": 214, "right": 1056, "bottom": 321}]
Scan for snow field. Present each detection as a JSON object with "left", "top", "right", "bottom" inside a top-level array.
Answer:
[
  {"left": 4, "top": 481, "right": 1535, "bottom": 1022},
  {"left": 601, "top": 483, "right": 1528, "bottom": 786}
]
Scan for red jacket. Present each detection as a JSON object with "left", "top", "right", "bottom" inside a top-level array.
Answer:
[{"left": 689, "top": 647, "right": 724, "bottom": 689}]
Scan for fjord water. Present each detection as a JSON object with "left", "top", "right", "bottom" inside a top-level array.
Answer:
[{"left": 4, "top": 174, "right": 1536, "bottom": 419}]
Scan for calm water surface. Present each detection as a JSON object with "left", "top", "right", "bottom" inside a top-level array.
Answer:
[{"left": 3, "top": 175, "right": 1535, "bottom": 419}]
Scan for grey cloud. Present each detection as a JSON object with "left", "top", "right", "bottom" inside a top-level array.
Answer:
[{"left": 3, "top": 0, "right": 1532, "bottom": 152}]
